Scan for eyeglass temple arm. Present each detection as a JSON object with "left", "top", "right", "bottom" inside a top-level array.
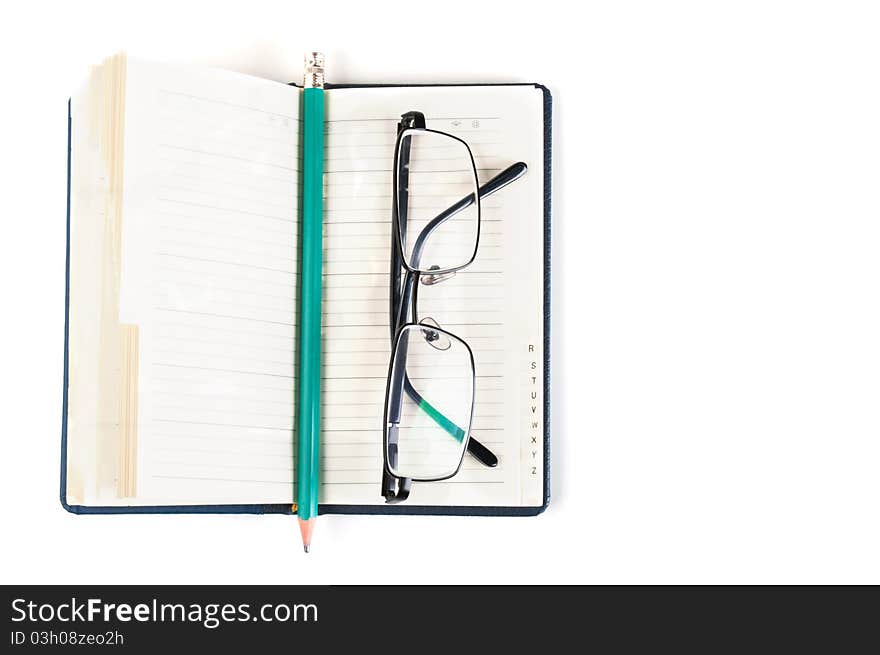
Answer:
[
  {"left": 409, "top": 162, "right": 528, "bottom": 264},
  {"left": 401, "top": 376, "right": 498, "bottom": 467},
  {"left": 384, "top": 140, "right": 413, "bottom": 504}
]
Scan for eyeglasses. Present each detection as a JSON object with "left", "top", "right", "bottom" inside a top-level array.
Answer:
[{"left": 382, "top": 110, "right": 527, "bottom": 503}]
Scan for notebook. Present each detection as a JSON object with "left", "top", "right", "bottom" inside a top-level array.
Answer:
[{"left": 62, "top": 54, "right": 551, "bottom": 516}]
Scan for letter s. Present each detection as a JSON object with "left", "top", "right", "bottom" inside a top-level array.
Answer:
[{"left": 11, "top": 599, "right": 26, "bottom": 622}]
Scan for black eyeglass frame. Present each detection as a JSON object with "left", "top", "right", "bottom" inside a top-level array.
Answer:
[{"left": 381, "top": 111, "right": 527, "bottom": 504}]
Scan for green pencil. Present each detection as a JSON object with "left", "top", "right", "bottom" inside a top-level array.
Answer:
[{"left": 296, "top": 52, "right": 325, "bottom": 553}]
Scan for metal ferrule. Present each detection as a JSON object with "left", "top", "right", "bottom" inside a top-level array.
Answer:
[{"left": 304, "top": 52, "right": 325, "bottom": 89}]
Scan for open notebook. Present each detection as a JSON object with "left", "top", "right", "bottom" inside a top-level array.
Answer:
[{"left": 62, "top": 55, "right": 550, "bottom": 515}]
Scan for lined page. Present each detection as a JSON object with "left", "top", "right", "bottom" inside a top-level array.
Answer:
[
  {"left": 321, "top": 87, "right": 545, "bottom": 507},
  {"left": 118, "top": 60, "right": 301, "bottom": 504}
]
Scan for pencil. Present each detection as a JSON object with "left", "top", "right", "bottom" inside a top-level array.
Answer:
[{"left": 296, "top": 52, "right": 325, "bottom": 553}]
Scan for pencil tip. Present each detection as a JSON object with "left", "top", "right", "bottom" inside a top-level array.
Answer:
[{"left": 298, "top": 517, "right": 315, "bottom": 554}]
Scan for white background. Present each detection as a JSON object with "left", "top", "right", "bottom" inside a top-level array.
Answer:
[{"left": 1, "top": 1, "right": 879, "bottom": 584}]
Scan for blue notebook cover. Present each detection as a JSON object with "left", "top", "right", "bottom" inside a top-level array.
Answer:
[{"left": 61, "top": 83, "right": 552, "bottom": 517}]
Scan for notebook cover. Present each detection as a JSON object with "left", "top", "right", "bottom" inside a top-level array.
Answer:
[{"left": 60, "top": 82, "right": 552, "bottom": 516}]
